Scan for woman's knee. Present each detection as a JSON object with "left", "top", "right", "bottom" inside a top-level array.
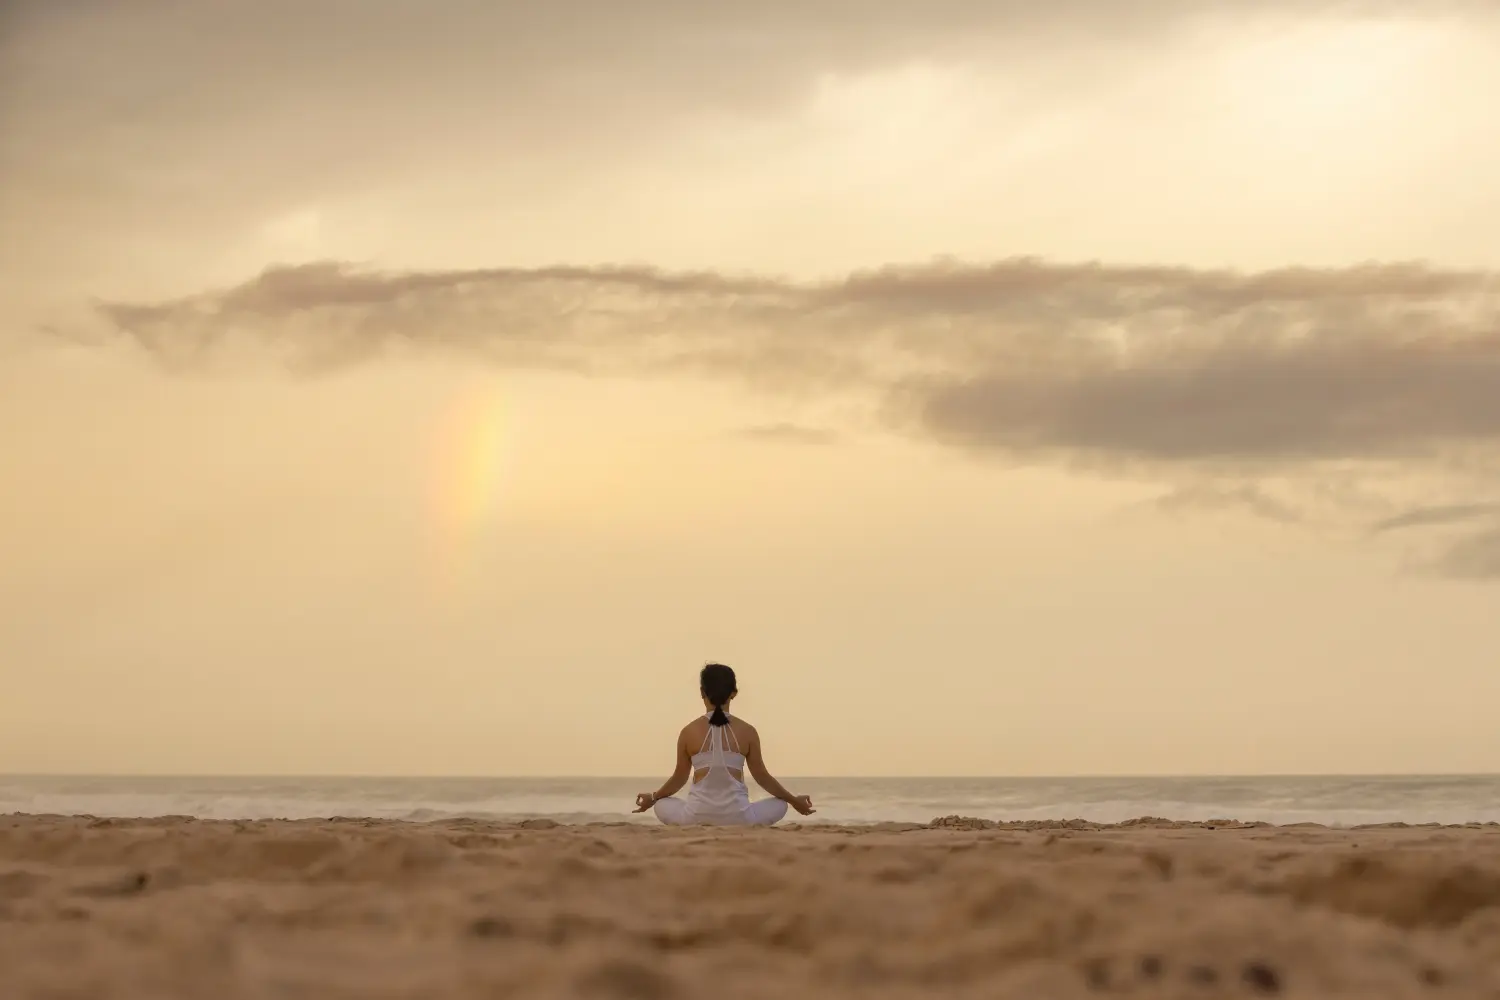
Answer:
[
  {"left": 652, "top": 797, "right": 690, "bottom": 826},
  {"left": 748, "top": 798, "right": 789, "bottom": 826}
]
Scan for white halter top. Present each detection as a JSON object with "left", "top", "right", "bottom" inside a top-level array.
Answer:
[
  {"left": 691, "top": 712, "right": 745, "bottom": 769},
  {"left": 688, "top": 712, "right": 747, "bottom": 810}
]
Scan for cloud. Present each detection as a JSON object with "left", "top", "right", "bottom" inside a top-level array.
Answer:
[
  {"left": 910, "top": 334, "right": 1500, "bottom": 463},
  {"left": 1426, "top": 526, "right": 1500, "bottom": 579},
  {"left": 91, "top": 258, "right": 1500, "bottom": 460},
  {"left": 0, "top": 0, "right": 1191, "bottom": 159},
  {"left": 79, "top": 255, "right": 1500, "bottom": 578},
  {"left": 733, "top": 424, "right": 842, "bottom": 446},
  {"left": 1372, "top": 502, "right": 1500, "bottom": 534},
  {"left": 1151, "top": 483, "right": 1307, "bottom": 525},
  {"left": 1370, "top": 502, "right": 1500, "bottom": 580},
  {"left": 9, "top": 0, "right": 1491, "bottom": 187}
]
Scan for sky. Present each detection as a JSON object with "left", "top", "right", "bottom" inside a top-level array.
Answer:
[{"left": 3, "top": 0, "right": 1499, "bottom": 777}]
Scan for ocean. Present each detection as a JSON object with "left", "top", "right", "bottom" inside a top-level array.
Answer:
[{"left": 2, "top": 774, "right": 1497, "bottom": 827}]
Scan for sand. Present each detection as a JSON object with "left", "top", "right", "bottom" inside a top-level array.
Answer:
[{"left": 2, "top": 814, "right": 1499, "bottom": 999}]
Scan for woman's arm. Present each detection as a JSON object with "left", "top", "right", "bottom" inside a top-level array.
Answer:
[
  {"left": 633, "top": 728, "right": 692, "bottom": 812},
  {"left": 746, "top": 729, "right": 815, "bottom": 815}
]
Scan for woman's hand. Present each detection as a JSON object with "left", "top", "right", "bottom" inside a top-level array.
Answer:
[
  {"left": 789, "top": 794, "right": 815, "bottom": 816},
  {"left": 633, "top": 792, "right": 657, "bottom": 813}
]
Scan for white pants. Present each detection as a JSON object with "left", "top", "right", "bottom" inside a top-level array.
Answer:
[{"left": 653, "top": 795, "right": 789, "bottom": 827}]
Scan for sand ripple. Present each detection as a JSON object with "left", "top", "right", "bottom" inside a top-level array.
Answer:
[{"left": 2, "top": 814, "right": 1499, "bottom": 998}]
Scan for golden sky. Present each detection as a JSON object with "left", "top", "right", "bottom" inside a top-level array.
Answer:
[{"left": 3, "top": 1, "right": 1499, "bottom": 777}]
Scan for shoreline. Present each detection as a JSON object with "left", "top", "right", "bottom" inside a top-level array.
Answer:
[
  {"left": 3, "top": 814, "right": 1498, "bottom": 997},
  {"left": 7, "top": 811, "right": 1500, "bottom": 831},
  {"left": 8, "top": 775, "right": 1498, "bottom": 830}
]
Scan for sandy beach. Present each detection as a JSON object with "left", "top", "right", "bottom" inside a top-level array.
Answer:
[{"left": 1, "top": 815, "right": 1498, "bottom": 998}]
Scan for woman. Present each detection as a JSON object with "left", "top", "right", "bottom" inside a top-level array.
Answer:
[{"left": 634, "top": 663, "right": 815, "bottom": 826}]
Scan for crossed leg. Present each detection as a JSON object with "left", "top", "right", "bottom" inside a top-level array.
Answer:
[
  {"left": 651, "top": 796, "right": 788, "bottom": 826},
  {"left": 743, "top": 797, "right": 789, "bottom": 826},
  {"left": 652, "top": 796, "right": 692, "bottom": 826}
]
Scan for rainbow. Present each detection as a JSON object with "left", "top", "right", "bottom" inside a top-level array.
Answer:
[{"left": 432, "top": 387, "right": 514, "bottom": 593}]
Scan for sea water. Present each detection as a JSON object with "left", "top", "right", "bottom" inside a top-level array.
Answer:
[{"left": 2, "top": 774, "right": 1497, "bottom": 826}]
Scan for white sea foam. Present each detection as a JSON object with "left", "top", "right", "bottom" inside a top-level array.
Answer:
[{"left": 2, "top": 775, "right": 1497, "bottom": 826}]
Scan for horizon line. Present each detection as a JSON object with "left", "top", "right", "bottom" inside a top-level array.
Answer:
[{"left": 4, "top": 772, "right": 1497, "bottom": 781}]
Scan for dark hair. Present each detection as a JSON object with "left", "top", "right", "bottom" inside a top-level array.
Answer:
[{"left": 700, "top": 663, "right": 737, "bottom": 726}]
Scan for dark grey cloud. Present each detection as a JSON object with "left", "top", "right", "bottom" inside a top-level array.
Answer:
[
  {"left": 79, "top": 255, "right": 1500, "bottom": 578},
  {"left": 90, "top": 257, "right": 1500, "bottom": 460},
  {"left": 911, "top": 335, "right": 1500, "bottom": 463}
]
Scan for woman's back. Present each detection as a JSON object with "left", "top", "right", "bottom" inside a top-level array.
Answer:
[{"left": 687, "top": 713, "right": 752, "bottom": 782}]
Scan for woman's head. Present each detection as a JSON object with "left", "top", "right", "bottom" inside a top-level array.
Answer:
[{"left": 700, "top": 663, "right": 737, "bottom": 726}]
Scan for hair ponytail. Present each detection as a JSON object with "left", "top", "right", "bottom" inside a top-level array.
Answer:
[{"left": 699, "top": 662, "right": 737, "bottom": 726}]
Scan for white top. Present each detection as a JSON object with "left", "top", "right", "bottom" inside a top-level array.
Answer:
[
  {"left": 690, "top": 713, "right": 745, "bottom": 771},
  {"left": 685, "top": 712, "right": 749, "bottom": 814}
]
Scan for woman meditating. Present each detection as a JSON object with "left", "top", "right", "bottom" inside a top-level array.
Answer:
[{"left": 634, "top": 663, "right": 815, "bottom": 826}]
